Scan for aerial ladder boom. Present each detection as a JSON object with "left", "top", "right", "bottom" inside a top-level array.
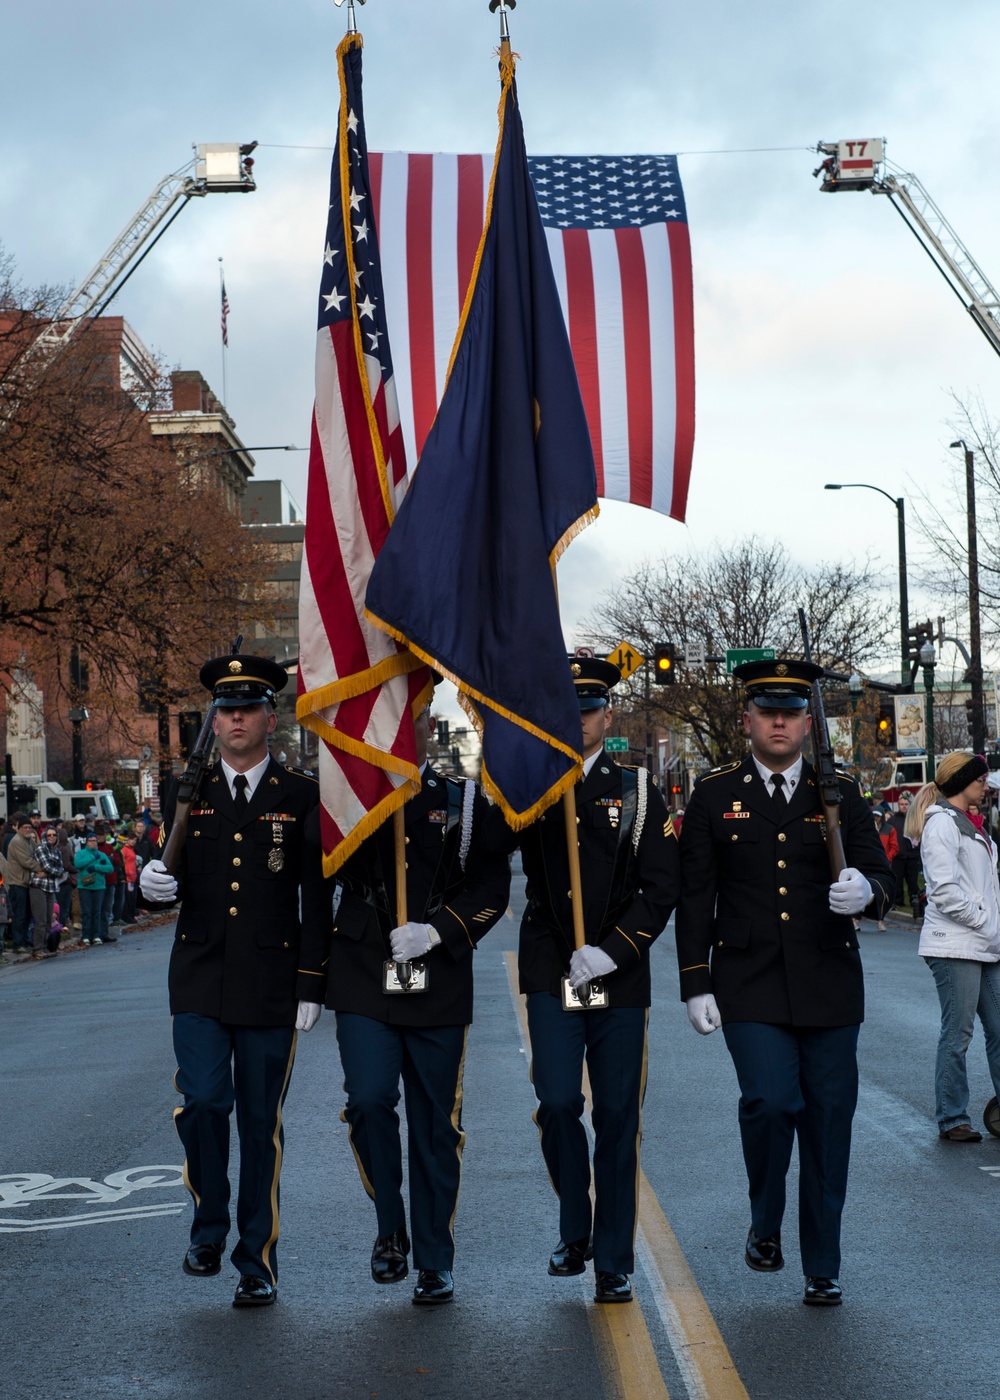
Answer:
[
  {"left": 20, "top": 142, "right": 257, "bottom": 374},
  {"left": 813, "top": 139, "right": 1000, "bottom": 362}
]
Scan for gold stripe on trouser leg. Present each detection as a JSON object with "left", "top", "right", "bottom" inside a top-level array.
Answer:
[
  {"left": 446, "top": 1027, "right": 470, "bottom": 1239},
  {"left": 260, "top": 1029, "right": 298, "bottom": 1283},
  {"left": 171, "top": 1024, "right": 201, "bottom": 1208},
  {"left": 173, "top": 1108, "right": 201, "bottom": 1209}
]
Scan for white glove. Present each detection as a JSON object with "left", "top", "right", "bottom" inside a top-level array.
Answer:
[
  {"left": 987, "top": 771, "right": 1000, "bottom": 791},
  {"left": 568, "top": 944, "right": 617, "bottom": 990},
  {"left": 829, "top": 867, "right": 874, "bottom": 916},
  {"left": 686, "top": 994, "right": 722, "bottom": 1035},
  {"left": 390, "top": 921, "right": 441, "bottom": 961},
  {"left": 296, "top": 1001, "right": 322, "bottom": 1032},
  {"left": 139, "top": 859, "right": 178, "bottom": 902}
]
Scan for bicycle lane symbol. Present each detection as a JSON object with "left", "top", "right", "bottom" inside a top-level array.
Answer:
[{"left": 0, "top": 1166, "right": 187, "bottom": 1232}]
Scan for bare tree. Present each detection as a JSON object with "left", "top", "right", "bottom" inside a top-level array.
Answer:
[
  {"left": 0, "top": 248, "right": 266, "bottom": 742},
  {"left": 583, "top": 538, "right": 895, "bottom": 766},
  {"left": 912, "top": 392, "right": 1000, "bottom": 645}
]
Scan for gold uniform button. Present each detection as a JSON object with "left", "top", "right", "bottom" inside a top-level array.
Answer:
[
  {"left": 779, "top": 886, "right": 788, "bottom": 896},
  {"left": 231, "top": 882, "right": 239, "bottom": 892},
  {"left": 233, "top": 857, "right": 241, "bottom": 867},
  {"left": 717, "top": 939, "right": 724, "bottom": 947},
  {"left": 404, "top": 836, "right": 410, "bottom": 844},
  {"left": 180, "top": 934, "right": 187, "bottom": 942},
  {"left": 193, "top": 830, "right": 200, "bottom": 837},
  {"left": 234, "top": 833, "right": 243, "bottom": 843},
  {"left": 731, "top": 834, "right": 738, "bottom": 842},
  {"left": 777, "top": 833, "right": 787, "bottom": 843},
  {"left": 778, "top": 860, "right": 786, "bottom": 869},
  {"left": 229, "top": 906, "right": 238, "bottom": 916},
  {"left": 781, "top": 912, "right": 790, "bottom": 922},
  {"left": 283, "top": 941, "right": 290, "bottom": 949}
]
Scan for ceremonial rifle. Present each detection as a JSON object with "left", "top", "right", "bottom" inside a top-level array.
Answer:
[
  {"left": 797, "top": 609, "right": 846, "bottom": 881},
  {"left": 159, "top": 635, "right": 243, "bottom": 874}
]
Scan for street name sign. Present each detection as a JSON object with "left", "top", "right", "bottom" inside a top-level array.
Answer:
[
  {"left": 725, "top": 647, "right": 775, "bottom": 674},
  {"left": 605, "top": 737, "right": 629, "bottom": 752}
]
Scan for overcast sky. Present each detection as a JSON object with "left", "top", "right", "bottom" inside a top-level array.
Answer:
[{"left": 5, "top": 0, "right": 999, "bottom": 700}]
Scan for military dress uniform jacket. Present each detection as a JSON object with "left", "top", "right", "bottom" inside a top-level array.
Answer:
[
  {"left": 675, "top": 756, "right": 893, "bottom": 1027},
  {"left": 166, "top": 757, "right": 329, "bottom": 1026},
  {"left": 512, "top": 759, "right": 680, "bottom": 1008},
  {"left": 325, "top": 766, "right": 511, "bottom": 1027}
]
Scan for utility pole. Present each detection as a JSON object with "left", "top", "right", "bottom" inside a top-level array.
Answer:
[{"left": 951, "top": 440, "right": 986, "bottom": 752}]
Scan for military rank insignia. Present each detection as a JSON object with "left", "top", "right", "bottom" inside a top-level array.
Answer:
[{"left": 427, "top": 810, "right": 448, "bottom": 824}]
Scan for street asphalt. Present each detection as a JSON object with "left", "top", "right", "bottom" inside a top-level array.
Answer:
[{"left": 4, "top": 873, "right": 1000, "bottom": 1399}]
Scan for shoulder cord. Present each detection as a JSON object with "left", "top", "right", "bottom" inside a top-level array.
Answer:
[
  {"left": 459, "top": 778, "right": 476, "bottom": 872},
  {"left": 632, "top": 765, "right": 648, "bottom": 855}
]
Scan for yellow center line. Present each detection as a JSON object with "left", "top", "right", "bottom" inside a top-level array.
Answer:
[{"left": 503, "top": 951, "right": 749, "bottom": 1400}]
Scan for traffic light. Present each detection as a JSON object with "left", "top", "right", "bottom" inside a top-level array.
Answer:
[
  {"left": 877, "top": 701, "right": 894, "bottom": 746},
  {"left": 653, "top": 643, "right": 677, "bottom": 685},
  {"left": 905, "top": 621, "right": 934, "bottom": 664},
  {"left": 179, "top": 711, "right": 203, "bottom": 760}
]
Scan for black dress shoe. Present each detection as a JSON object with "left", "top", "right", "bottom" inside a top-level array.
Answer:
[
  {"left": 232, "top": 1274, "right": 277, "bottom": 1307},
  {"left": 412, "top": 1269, "right": 454, "bottom": 1304},
  {"left": 745, "top": 1228, "right": 784, "bottom": 1272},
  {"left": 803, "top": 1276, "right": 842, "bottom": 1306},
  {"left": 594, "top": 1271, "right": 632, "bottom": 1304},
  {"left": 548, "top": 1236, "right": 594, "bottom": 1276},
  {"left": 371, "top": 1228, "right": 410, "bottom": 1284},
  {"left": 183, "top": 1242, "right": 224, "bottom": 1276}
]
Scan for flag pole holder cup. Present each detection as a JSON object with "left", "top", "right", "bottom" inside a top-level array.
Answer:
[
  {"left": 383, "top": 959, "right": 429, "bottom": 995},
  {"left": 561, "top": 976, "right": 609, "bottom": 1012}
]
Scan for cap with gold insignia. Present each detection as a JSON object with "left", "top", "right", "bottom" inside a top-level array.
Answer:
[
  {"left": 733, "top": 658, "right": 823, "bottom": 710},
  {"left": 199, "top": 653, "right": 289, "bottom": 708},
  {"left": 568, "top": 651, "right": 622, "bottom": 711}
]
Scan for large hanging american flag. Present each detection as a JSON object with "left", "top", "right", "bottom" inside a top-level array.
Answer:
[
  {"left": 297, "top": 32, "right": 428, "bottom": 877},
  {"left": 368, "top": 151, "right": 694, "bottom": 520}
]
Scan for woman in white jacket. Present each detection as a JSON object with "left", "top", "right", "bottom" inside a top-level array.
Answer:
[{"left": 905, "top": 751, "right": 1000, "bottom": 1142}]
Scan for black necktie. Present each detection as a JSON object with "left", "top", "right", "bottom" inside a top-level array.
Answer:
[
  {"left": 771, "top": 772, "right": 787, "bottom": 805},
  {"left": 233, "top": 774, "right": 249, "bottom": 814}
]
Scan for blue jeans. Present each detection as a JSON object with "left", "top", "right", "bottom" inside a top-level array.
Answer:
[
  {"left": 79, "top": 887, "right": 103, "bottom": 943},
  {"left": 925, "top": 957, "right": 1000, "bottom": 1131}
]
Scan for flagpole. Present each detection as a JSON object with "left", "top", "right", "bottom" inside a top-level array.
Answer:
[
  {"left": 334, "top": 0, "right": 366, "bottom": 36},
  {"left": 489, "top": 0, "right": 591, "bottom": 1004},
  {"left": 218, "top": 257, "right": 228, "bottom": 406}
]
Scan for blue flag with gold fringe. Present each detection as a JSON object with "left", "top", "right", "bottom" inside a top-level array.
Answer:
[{"left": 365, "top": 52, "right": 598, "bottom": 829}]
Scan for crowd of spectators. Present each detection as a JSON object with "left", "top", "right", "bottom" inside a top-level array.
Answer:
[{"left": 0, "top": 807, "right": 164, "bottom": 962}]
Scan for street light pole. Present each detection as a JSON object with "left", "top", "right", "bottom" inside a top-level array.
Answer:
[
  {"left": 950, "top": 440, "right": 986, "bottom": 753},
  {"left": 825, "top": 483, "right": 909, "bottom": 687}
]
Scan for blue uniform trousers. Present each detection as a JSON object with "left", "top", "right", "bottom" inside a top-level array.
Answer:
[
  {"left": 335, "top": 1013, "right": 468, "bottom": 1272},
  {"left": 172, "top": 1013, "right": 297, "bottom": 1284},
  {"left": 526, "top": 993, "right": 648, "bottom": 1275},
  {"left": 722, "top": 1021, "right": 860, "bottom": 1278}
]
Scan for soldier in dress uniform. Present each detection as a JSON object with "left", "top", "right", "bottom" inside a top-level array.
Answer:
[
  {"left": 676, "top": 659, "right": 893, "bottom": 1308},
  {"left": 140, "top": 653, "right": 328, "bottom": 1309},
  {"left": 324, "top": 700, "right": 511, "bottom": 1306},
  {"left": 493, "top": 654, "right": 680, "bottom": 1305}
]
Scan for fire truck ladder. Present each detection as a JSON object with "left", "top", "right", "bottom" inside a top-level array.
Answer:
[
  {"left": 874, "top": 161, "right": 1000, "bottom": 362},
  {"left": 16, "top": 142, "right": 257, "bottom": 376}
]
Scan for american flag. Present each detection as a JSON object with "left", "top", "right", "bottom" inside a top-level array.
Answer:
[
  {"left": 297, "top": 33, "right": 428, "bottom": 877},
  {"left": 368, "top": 151, "right": 694, "bottom": 520},
  {"left": 220, "top": 278, "right": 229, "bottom": 347}
]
